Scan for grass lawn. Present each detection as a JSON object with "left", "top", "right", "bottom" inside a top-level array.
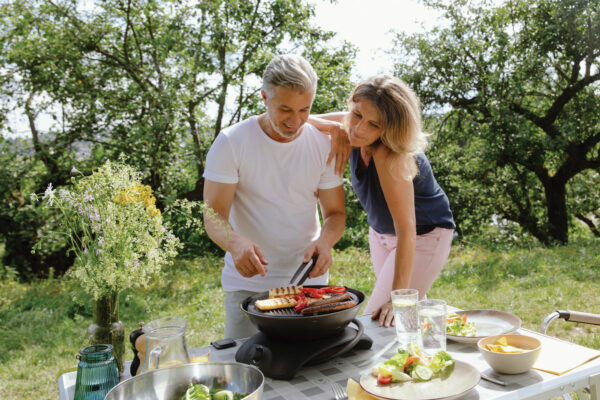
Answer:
[{"left": 1, "top": 242, "right": 599, "bottom": 399}]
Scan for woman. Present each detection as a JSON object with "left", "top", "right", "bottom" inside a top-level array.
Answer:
[{"left": 311, "top": 76, "right": 455, "bottom": 328}]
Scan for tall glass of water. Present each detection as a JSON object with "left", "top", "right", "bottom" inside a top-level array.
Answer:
[
  {"left": 391, "top": 289, "right": 419, "bottom": 350},
  {"left": 417, "top": 299, "right": 447, "bottom": 356}
]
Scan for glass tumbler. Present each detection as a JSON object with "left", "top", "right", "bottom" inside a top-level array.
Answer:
[
  {"left": 74, "top": 344, "right": 119, "bottom": 400},
  {"left": 417, "top": 299, "right": 447, "bottom": 356},
  {"left": 390, "top": 289, "right": 419, "bottom": 350}
]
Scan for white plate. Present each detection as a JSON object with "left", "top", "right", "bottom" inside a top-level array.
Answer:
[
  {"left": 446, "top": 309, "right": 522, "bottom": 344},
  {"left": 359, "top": 360, "right": 480, "bottom": 400}
]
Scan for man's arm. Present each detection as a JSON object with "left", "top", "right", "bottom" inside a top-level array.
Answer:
[
  {"left": 303, "top": 185, "right": 346, "bottom": 278},
  {"left": 203, "top": 179, "right": 268, "bottom": 277}
]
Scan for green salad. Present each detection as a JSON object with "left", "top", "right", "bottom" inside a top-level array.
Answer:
[
  {"left": 178, "top": 383, "right": 248, "bottom": 400},
  {"left": 371, "top": 343, "right": 454, "bottom": 384},
  {"left": 446, "top": 312, "right": 476, "bottom": 336}
]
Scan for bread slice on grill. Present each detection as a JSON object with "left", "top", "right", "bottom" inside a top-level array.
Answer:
[
  {"left": 255, "top": 297, "right": 298, "bottom": 311},
  {"left": 268, "top": 285, "right": 302, "bottom": 299}
]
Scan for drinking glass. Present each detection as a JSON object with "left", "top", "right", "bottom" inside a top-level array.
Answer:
[
  {"left": 390, "top": 289, "right": 419, "bottom": 350},
  {"left": 417, "top": 299, "right": 447, "bottom": 356}
]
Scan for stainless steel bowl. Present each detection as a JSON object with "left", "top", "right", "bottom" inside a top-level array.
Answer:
[{"left": 104, "top": 362, "right": 264, "bottom": 400}]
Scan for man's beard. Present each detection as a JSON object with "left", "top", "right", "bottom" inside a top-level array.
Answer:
[{"left": 269, "top": 117, "right": 302, "bottom": 139}]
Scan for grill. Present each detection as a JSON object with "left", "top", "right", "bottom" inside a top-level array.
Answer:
[{"left": 241, "top": 286, "right": 365, "bottom": 341}]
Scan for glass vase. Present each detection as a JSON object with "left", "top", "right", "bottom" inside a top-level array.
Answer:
[
  {"left": 74, "top": 344, "right": 119, "bottom": 400},
  {"left": 87, "top": 292, "right": 125, "bottom": 374}
]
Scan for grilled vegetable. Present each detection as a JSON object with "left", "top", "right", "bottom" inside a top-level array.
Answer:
[
  {"left": 255, "top": 297, "right": 297, "bottom": 311},
  {"left": 268, "top": 285, "right": 302, "bottom": 298}
]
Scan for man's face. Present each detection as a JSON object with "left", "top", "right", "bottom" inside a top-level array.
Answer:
[{"left": 262, "top": 86, "right": 314, "bottom": 141}]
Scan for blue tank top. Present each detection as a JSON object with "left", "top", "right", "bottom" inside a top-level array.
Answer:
[{"left": 350, "top": 148, "right": 455, "bottom": 235}]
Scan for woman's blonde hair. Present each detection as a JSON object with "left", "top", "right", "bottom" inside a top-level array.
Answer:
[{"left": 349, "top": 75, "right": 427, "bottom": 179}]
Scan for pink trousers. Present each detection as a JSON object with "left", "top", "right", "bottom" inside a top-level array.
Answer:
[{"left": 363, "top": 226, "right": 454, "bottom": 314}]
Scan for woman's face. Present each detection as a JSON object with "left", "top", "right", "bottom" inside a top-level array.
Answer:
[{"left": 347, "top": 99, "right": 382, "bottom": 147}]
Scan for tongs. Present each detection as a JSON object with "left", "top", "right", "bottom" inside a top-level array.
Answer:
[{"left": 289, "top": 255, "right": 319, "bottom": 286}]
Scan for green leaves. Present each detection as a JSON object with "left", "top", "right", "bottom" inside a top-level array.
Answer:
[{"left": 393, "top": 0, "right": 600, "bottom": 244}]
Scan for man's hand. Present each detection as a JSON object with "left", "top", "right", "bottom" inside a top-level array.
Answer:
[
  {"left": 371, "top": 300, "right": 395, "bottom": 328},
  {"left": 230, "top": 236, "right": 269, "bottom": 278},
  {"left": 302, "top": 238, "right": 333, "bottom": 278}
]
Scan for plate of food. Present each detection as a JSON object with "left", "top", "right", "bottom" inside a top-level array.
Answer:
[
  {"left": 446, "top": 309, "right": 522, "bottom": 344},
  {"left": 359, "top": 344, "right": 479, "bottom": 400}
]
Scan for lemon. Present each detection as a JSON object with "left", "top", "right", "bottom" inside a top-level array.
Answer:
[
  {"left": 408, "top": 342, "right": 423, "bottom": 357},
  {"left": 392, "top": 300, "right": 416, "bottom": 307}
]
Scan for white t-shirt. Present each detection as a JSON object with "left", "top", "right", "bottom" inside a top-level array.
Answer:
[{"left": 203, "top": 116, "right": 343, "bottom": 292}]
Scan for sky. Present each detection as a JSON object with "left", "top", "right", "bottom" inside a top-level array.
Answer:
[{"left": 309, "top": 0, "right": 442, "bottom": 80}]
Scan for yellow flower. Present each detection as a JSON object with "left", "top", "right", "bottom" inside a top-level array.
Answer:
[{"left": 147, "top": 204, "right": 161, "bottom": 217}]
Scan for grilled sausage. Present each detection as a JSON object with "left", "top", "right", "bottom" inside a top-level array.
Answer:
[
  {"left": 306, "top": 292, "right": 351, "bottom": 307},
  {"left": 301, "top": 300, "right": 357, "bottom": 315}
]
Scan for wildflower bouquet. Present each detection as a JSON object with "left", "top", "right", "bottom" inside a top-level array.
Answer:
[{"left": 34, "top": 161, "right": 181, "bottom": 299}]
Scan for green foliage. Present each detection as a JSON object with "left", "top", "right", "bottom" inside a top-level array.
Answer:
[
  {"left": 0, "top": 0, "right": 357, "bottom": 278},
  {"left": 394, "top": 0, "right": 600, "bottom": 245}
]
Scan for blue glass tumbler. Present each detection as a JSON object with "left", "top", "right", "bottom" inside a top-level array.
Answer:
[{"left": 74, "top": 344, "right": 119, "bottom": 400}]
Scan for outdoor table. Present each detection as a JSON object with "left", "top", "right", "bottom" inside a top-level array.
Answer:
[{"left": 58, "top": 313, "right": 600, "bottom": 400}]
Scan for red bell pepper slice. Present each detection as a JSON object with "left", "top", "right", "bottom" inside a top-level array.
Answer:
[
  {"left": 462, "top": 313, "right": 467, "bottom": 324},
  {"left": 323, "top": 286, "right": 346, "bottom": 294},
  {"left": 295, "top": 299, "right": 308, "bottom": 312},
  {"left": 293, "top": 293, "right": 306, "bottom": 302},
  {"left": 300, "top": 287, "right": 326, "bottom": 298}
]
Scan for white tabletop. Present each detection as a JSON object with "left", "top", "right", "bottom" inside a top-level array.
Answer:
[{"left": 58, "top": 314, "right": 600, "bottom": 400}]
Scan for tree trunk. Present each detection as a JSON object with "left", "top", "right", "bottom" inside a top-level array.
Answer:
[{"left": 543, "top": 180, "right": 569, "bottom": 244}]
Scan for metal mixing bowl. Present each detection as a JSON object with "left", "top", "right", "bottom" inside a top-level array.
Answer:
[{"left": 104, "top": 362, "right": 264, "bottom": 400}]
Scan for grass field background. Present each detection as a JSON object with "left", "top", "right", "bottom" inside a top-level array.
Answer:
[{"left": 1, "top": 242, "right": 599, "bottom": 399}]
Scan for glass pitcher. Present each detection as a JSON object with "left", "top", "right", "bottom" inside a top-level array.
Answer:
[{"left": 141, "top": 316, "right": 190, "bottom": 373}]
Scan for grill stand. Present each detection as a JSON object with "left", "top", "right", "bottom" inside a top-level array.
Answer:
[{"left": 234, "top": 319, "right": 372, "bottom": 380}]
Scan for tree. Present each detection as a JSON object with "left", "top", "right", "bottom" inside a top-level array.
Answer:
[
  {"left": 0, "top": 0, "right": 357, "bottom": 276},
  {"left": 392, "top": 0, "right": 600, "bottom": 244}
]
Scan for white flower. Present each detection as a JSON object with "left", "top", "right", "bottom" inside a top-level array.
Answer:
[
  {"left": 71, "top": 166, "right": 79, "bottom": 174},
  {"left": 30, "top": 192, "right": 39, "bottom": 202},
  {"left": 43, "top": 183, "right": 56, "bottom": 206}
]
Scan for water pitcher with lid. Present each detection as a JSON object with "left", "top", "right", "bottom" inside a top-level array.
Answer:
[{"left": 141, "top": 316, "right": 190, "bottom": 372}]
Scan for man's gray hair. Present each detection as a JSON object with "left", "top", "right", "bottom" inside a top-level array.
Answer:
[{"left": 262, "top": 54, "right": 318, "bottom": 98}]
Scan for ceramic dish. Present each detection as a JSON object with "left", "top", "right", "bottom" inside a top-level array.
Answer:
[
  {"left": 446, "top": 309, "right": 521, "bottom": 344},
  {"left": 359, "top": 360, "right": 480, "bottom": 400},
  {"left": 478, "top": 334, "right": 542, "bottom": 374}
]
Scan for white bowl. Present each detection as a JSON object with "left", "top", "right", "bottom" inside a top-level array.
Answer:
[{"left": 478, "top": 334, "right": 541, "bottom": 374}]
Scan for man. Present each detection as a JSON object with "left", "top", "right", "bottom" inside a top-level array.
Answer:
[{"left": 203, "top": 54, "right": 346, "bottom": 339}]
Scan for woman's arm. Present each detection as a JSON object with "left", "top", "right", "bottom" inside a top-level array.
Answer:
[
  {"left": 371, "top": 147, "right": 417, "bottom": 327},
  {"left": 311, "top": 112, "right": 347, "bottom": 123},
  {"left": 308, "top": 113, "right": 352, "bottom": 176}
]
